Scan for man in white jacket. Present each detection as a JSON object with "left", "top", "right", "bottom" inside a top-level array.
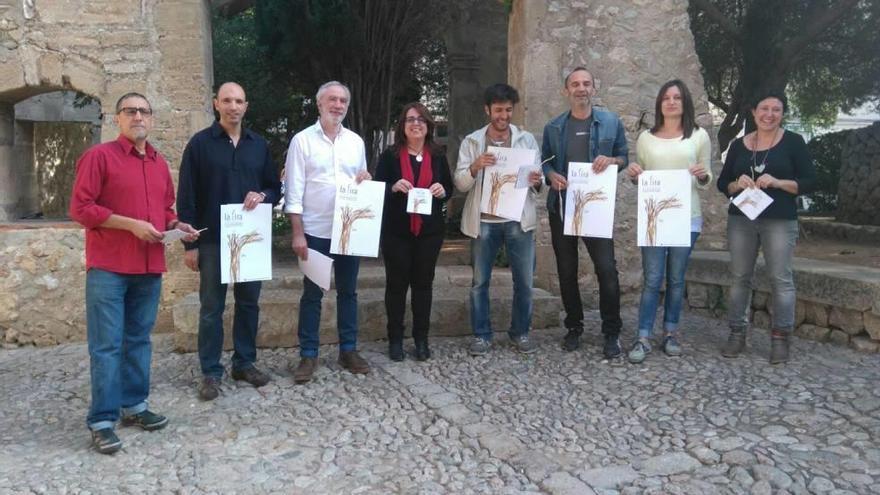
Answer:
[{"left": 454, "top": 83, "right": 543, "bottom": 356}]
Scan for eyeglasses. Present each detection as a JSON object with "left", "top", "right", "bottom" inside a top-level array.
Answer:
[
  {"left": 118, "top": 107, "right": 153, "bottom": 117},
  {"left": 404, "top": 116, "right": 427, "bottom": 125}
]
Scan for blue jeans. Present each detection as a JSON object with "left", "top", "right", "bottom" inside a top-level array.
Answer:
[
  {"left": 637, "top": 231, "right": 700, "bottom": 339},
  {"left": 197, "top": 243, "right": 261, "bottom": 379},
  {"left": 298, "top": 234, "right": 360, "bottom": 357},
  {"left": 727, "top": 215, "right": 798, "bottom": 332},
  {"left": 85, "top": 268, "right": 161, "bottom": 430},
  {"left": 470, "top": 221, "right": 534, "bottom": 340}
]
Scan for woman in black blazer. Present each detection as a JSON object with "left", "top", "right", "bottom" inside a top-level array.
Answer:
[{"left": 375, "top": 102, "right": 452, "bottom": 361}]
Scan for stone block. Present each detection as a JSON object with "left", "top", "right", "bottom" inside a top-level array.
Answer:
[
  {"left": 864, "top": 311, "right": 880, "bottom": 340},
  {"left": 828, "top": 329, "right": 850, "bottom": 346},
  {"left": 687, "top": 283, "right": 707, "bottom": 308},
  {"left": 752, "top": 310, "right": 771, "bottom": 330},
  {"left": 829, "top": 307, "right": 865, "bottom": 336},
  {"left": 172, "top": 285, "right": 562, "bottom": 352},
  {"left": 751, "top": 291, "right": 768, "bottom": 310},
  {"left": 850, "top": 336, "right": 880, "bottom": 353},
  {"left": 804, "top": 302, "right": 829, "bottom": 327},
  {"left": 794, "top": 324, "right": 830, "bottom": 342},
  {"left": 795, "top": 300, "right": 806, "bottom": 327}
]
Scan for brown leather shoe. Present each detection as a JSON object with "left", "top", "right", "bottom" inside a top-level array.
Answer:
[
  {"left": 293, "top": 357, "right": 317, "bottom": 384},
  {"left": 339, "top": 350, "right": 370, "bottom": 374},
  {"left": 231, "top": 366, "right": 271, "bottom": 387}
]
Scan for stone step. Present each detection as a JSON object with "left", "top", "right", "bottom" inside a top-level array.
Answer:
[
  {"left": 273, "top": 237, "right": 473, "bottom": 266},
  {"left": 265, "top": 264, "right": 511, "bottom": 291},
  {"left": 172, "top": 286, "right": 562, "bottom": 352}
]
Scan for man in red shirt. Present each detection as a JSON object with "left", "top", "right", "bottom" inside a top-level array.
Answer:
[{"left": 69, "top": 92, "right": 199, "bottom": 454}]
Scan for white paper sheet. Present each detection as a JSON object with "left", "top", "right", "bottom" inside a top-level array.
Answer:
[
  {"left": 636, "top": 170, "right": 692, "bottom": 247},
  {"left": 406, "top": 188, "right": 433, "bottom": 215},
  {"left": 330, "top": 180, "right": 386, "bottom": 257},
  {"left": 161, "top": 227, "right": 206, "bottom": 245},
  {"left": 563, "top": 163, "right": 617, "bottom": 238},
  {"left": 515, "top": 165, "right": 540, "bottom": 189},
  {"left": 299, "top": 248, "right": 333, "bottom": 291},
  {"left": 732, "top": 187, "right": 774, "bottom": 220},
  {"left": 479, "top": 146, "right": 536, "bottom": 220},
  {"left": 220, "top": 204, "right": 273, "bottom": 284}
]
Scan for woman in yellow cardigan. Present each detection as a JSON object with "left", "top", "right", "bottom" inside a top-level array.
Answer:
[{"left": 624, "top": 79, "right": 712, "bottom": 363}]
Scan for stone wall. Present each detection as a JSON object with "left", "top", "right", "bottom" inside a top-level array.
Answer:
[
  {"left": 0, "top": 0, "right": 215, "bottom": 219},
  {"left": 0, "top": 225, "right": 85, "bottom": 345},
  {"left": 0, "top": 0, "right": 213, "bottom": 345},
  {"left": 0, "top": 225, "right": 186, "bottom": 346},
  {"left": 509, "top": 0, "right": 730, "bottom": 306},
  {"left": 837, "top": 122, "right": 880, "bottom": 226},
  {"left": 687, "top": 252, "right": 880, "bottom": 353}
]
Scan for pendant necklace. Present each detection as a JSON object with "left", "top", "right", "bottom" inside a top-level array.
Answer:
[
  {"left": 408, "top": 146, "right": 423, "bottom": 162},
  {"left": 751, "top": 128, "right": 779, "bottom": 179}
]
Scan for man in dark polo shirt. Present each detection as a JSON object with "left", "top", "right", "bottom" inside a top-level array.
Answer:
[
  {"left": 177, "top": 82, "right": 281, "bottom": 401},
  {"left": 70, "top": 92, "right": 200, "bottom": 454}
]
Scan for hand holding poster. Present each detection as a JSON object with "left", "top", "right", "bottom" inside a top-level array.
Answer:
[
  {"left": 732, "top": 187, "right": 773, "bottom": 220},
  {"left": 564, "top": 163, "right": 617, "bottom": 238},
  {"left": 220, "top": 203, "right": 272, "bottom": 284},
  {"left": 479, "top": 146, "right": 536, "bottom": 221},
  {"left": 636, "top": 170, "right": 692, "bottom": 247},
  {"left": 406, "top": 188, "right": 432, "bottom": 215},
  {"left": 330, "top": 180, "right": 386, "bottom": 257}
]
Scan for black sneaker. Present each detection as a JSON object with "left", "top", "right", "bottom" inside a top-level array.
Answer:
[
  {"left": 91, "top": 428, "right": 122, "bottom": 455},
  {"left": 602, "top": 334, "right": 622, "bottom": 359},
  {"left": 121, "top": 410, "right": 169, "bottom": 431},
  {"left": 562, "top": 328, "right": 583, "bottom": 352},
  {"left": 231, "top": 366, "right": 271, "bottom": 387}
]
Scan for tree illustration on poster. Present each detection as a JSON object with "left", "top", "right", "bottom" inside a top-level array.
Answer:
[
  {"left": 571, "top": 188, "right": 607, "bottom": 236},
  {"left": 488, "top": 172, "right": 517, "bottom": 215},
  {"left": 643, "top": 196, "right": 682, "bottom": 246},
  {"left": 227, "top": 231, "right": 263, "bottom": 283},
  {"left": 339, "top": 206, "right": 374, "bottom": 255}
]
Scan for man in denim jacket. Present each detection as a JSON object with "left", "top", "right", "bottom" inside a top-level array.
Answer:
[{"left": 541, "top": 67, "right": 629, "bottom": 359}]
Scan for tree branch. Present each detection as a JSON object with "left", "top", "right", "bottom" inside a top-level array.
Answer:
[
  {"left": 707, "top": 94, "right": 729, "bottom": 113},
  {"left": 780, "top": 0, "right": 861, "bottom": 62},
  {"left": 689, "top": 0, "right": 742, "bottom": 41}
]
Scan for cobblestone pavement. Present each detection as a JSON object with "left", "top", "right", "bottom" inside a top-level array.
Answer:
[{"left": 1, "top": 310, "right": 879, "bottom": 494}]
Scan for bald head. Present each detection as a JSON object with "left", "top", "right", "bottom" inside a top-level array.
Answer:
[{"left": 214, "top": 82, "right": 248, "bottom": 131}]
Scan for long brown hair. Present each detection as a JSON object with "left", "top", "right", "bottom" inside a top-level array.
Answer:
[
  {"left": 651, "top": 79, "right": 698, "bottom": 139},
  {"left": 393, "top": 102, "right": 437, "bottom": 154}
]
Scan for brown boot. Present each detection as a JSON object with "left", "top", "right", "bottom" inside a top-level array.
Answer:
[
  {"left": 769, "top": 330, "right": 790, "bottom": 364},
  {"left": 293, "top": 357, "right": 317, "bottom": 384},
  {"left": 721, "top": 328, "right": 747, "bottom": 358},
  {"left": 339, "top": 350, "right": 371, "bottom": 374}
]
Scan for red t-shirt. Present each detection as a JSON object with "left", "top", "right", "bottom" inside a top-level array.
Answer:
[{"left": 69, "top": 135, "right": 177, "bottom": 274}]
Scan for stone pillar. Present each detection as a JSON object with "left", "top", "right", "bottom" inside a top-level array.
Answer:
[
  {"left": 443, "top": 0, "right": 508, "bottom": 221},
  {"left": 0, "top": 103, "right": 16, "bottom": 221},
  {"left": 509, "top": 0, "right": 729, "bottom": 301}
]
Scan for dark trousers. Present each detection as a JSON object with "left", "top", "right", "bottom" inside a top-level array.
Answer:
[
  {"left": 381, "top": 231, "right": 444, "bottom": 343},
  {"left": 549, "top": 211, "right": 622, "bottom": 336},
  {"left": 197, "top": 243, "right": 261, "bottom": 379}
]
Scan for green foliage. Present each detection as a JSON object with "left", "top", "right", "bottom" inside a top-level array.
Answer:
[
  {"left": 689, "top": 0, "right": 880, "bottom": 150},
  {"left": 252, "top": 0, "right": 450, "bottom": 165},
  {"left": 212, "top": 7, "right": 308, "bottom": 164},
  {"left": 806, "top": 129, "right": 850, "bottom": 213},
  {"left": 272, "top": 209, "right": 291, "bottom": 235}
]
